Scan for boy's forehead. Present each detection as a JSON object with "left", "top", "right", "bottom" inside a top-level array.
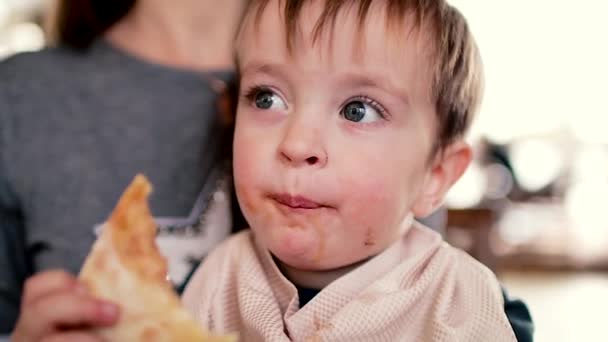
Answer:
[{"left": 237, "top": 0, "right": 435, "bottom": 85}]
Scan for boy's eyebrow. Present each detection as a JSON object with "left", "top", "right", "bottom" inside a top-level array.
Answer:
[
  {"left": 338, "top": 72, "right": 411, "bottom": 105},
  {"left": 239, "top": 61, "right": 289, "bottom": 79}
]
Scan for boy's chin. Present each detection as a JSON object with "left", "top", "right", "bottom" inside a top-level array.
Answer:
[
  {"left": 254, "top": 221, "right": 313, "bottom": 248},
  {"left": 253, "top": 223, "right": 366, "bottom": 271},
  {"left": 273, "top": 254, "right": 324, "bottom": 271},
  {"left": 274, "top": 253, "right": 367, "bottom": 272},
  {"left": 268, "top": 240, "right": 367, "bottom": 272},
  {"left": 265, "top": 237, "right": 324, "bottom": 270}
]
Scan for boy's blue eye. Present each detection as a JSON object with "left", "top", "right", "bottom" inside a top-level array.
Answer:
[
  {"left": 341, "top": 100, "right": 383, "bottom": 123},
  {"left": 343, "top": 101, "right": 365, "bottom": 122},
  {"left": 254, "top": 90, "right": 287, "bottom": 110}
]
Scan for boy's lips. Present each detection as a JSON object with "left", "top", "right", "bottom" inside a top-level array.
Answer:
[{"left": 270, "top": 193, "right": 329, "bottom": 210}]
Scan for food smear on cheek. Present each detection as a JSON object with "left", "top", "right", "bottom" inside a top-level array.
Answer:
[
  {"left": 312, "top": 214, "right": 326, "bottom": 264},
  {"left": 364, "top": 227, "right": 376, "bottom": 247}
]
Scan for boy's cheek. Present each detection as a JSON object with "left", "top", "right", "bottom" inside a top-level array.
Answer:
[
  {"left": 339, "top": 175, "right": 410, "bottom": 241},
  {"left": 233, "top": 134, "right": 266, "bottom": 186},
  {"left": 340, "top": 169, "right": 403, "bottom": 215},
  {"left": 233, "top": 144, "right": 266, "bottom": 219}
]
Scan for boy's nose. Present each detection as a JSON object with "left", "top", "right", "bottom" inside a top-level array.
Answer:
[{"left": 278, "top": 120, "right": 327, "bottom": 168}]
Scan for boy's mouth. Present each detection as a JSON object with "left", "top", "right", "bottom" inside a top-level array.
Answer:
[{"left": 271, "top": 193, "right": 328, "bottom": 210}]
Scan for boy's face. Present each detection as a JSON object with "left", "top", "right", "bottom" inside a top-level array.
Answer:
[{"left": 234, "top": 1, "right": 468, "bottom": 270}]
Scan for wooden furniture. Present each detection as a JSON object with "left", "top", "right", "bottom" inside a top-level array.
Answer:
[{"left": 445, "top": 208, "right": 497, "bottom": 271}]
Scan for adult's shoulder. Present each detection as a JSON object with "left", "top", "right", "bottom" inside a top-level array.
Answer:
[
  {"left": 0, "top": 47, "right": 78, "bottom": 84},
  {"left": 0, "top": 48, "right": 68, "bottom": 130}
]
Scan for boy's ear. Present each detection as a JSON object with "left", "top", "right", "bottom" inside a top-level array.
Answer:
[{"left": 412, "top": 140, "right": 472, "bottom": 217}]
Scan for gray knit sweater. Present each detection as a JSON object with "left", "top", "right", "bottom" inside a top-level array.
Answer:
[{"left": 0, "top": 40, "right": 235, "bottom": 332}]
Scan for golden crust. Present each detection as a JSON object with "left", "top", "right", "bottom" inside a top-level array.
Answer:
[
  {"left": 108, "top": 174, "right": 166, "bottom": 283},
  {"left": 79, "top": 175, "right": 236, "bottom": 341}
]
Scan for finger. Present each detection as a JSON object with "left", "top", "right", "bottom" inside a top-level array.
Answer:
[
  {"left": 21, "top": 291, "right": 119, "bottom": 339},
  {"left": 42, "top": 332, "right": 106, "bottom": 342},
  {"left": 22, "top": 270, "right": 83, "bottom": 305}
]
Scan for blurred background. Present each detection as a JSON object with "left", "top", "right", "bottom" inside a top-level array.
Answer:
[{"left": 1, "top": 0, "right": 607, "bottom": 341}]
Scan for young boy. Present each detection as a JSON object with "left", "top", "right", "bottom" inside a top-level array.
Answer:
[{"left": 183, "top": 0, "right": 517, "bottom": 341}]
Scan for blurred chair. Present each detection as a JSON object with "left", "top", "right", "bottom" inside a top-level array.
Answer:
[{"left": 446, "top": 208, "right": 497, "bottom": 271}]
